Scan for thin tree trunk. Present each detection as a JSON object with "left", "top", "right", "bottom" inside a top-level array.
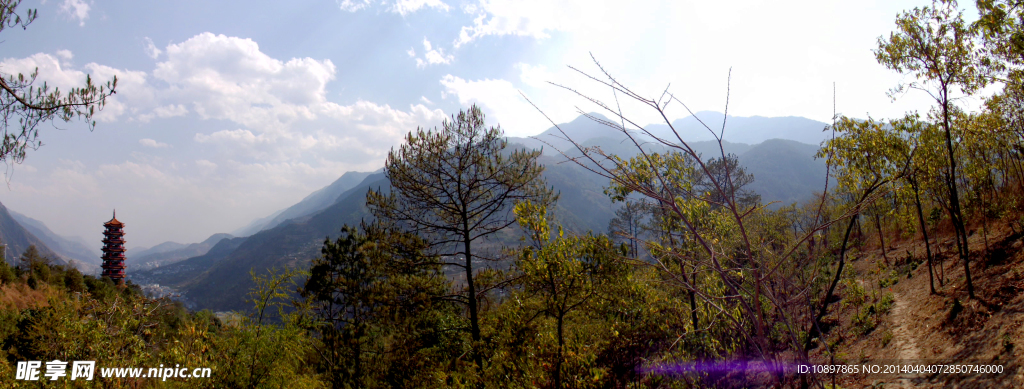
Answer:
[
  {"left": 809, "top": 213, "right": 860, "bottom": 349},
  {"left": 554, "top": 313, "right": 564, "bottom": 389},
  {"left": 856, "top": 217, "right": 864, "bottom": 248},
  {"left": 669, "top": 229, "right": 699, "bottom": 331},
  {"left": 462, "top": 221, "right": 484, "bottom": 374},
  {"left": 911, "top": 176, "right": 937, "bottom": 293},
  {"left": 874, "top": 210, "right": 889, "bottom": 265},
  {"left": 942, "top": 93, "right": 974, "bottom": 299}
]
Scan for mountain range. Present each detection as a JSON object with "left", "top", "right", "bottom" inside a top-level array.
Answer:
[
  {"left": 232, "top": 170, "right": 377, "bottom": 237},
  {"left": 0, "top": 202, "right": 68, "bottom": 268},
  {"left": 0, "top": 111, "right": 833, "bottom": 312},
  {"left": 129, "top": 233, "right": 235, "bottom": 271}
]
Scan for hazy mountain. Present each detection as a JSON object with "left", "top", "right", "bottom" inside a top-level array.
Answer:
[
  {"left": 0, "top": 201, "right": 65, "bottom": 267},
  {"left": 129, "top": 233, "right": 234, "bottom": 271},
  {"left": 645, "top": 111, "right": 829, "bottom": 146},
  {"left": 508, "top": 112, "right": 638, "bottom": 156},
  {"left": 510, "top": 111, "right": 827, "bottom": 157},
  {"left": 140, "top": 113, "right": 832, "bottom": 312},
  {"left": 8, "top": 209, "right": 101, "bottom": 273},
  {"left": 132, "top": 241, "right": 188, "bottom": 259},
  {"left": 135, "top": 173, "right": 388, "bottom": 311},
  {"left": 230, "top": 209, "right": 283, "bottom": 238},
  {"left": 130, "top": 235, "right": 248, "bottom": 288},
  {"left": 740, "top": 139, "right": 830, "bottom": 207},
  {"left": 232, "top": 170, "right": 377, "bottom": 237}
]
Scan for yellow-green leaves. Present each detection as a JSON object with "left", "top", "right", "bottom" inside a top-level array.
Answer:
[{"left": 875, "top": 0, "right": 987, "bottom": 100}]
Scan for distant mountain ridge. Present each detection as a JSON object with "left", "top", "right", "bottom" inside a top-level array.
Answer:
[
  {"left": 8, "top": 210, "right": 100, "bottom": 273},
  {"left": 644, "top": 111, "right": 829, "bottom": 146},
  {"left": 132, "top": 241, "right": 188, "bottom": 259},
  {"left": 0, "top": 201, "right": 65, "bottom": 268},
  {"left": 129, "top": 233, "right": 234, "bottom": 271},
  {"left": 232, "top": 170, "right": 377, "bottom": 237},
  {"left": 136, "top": 112, "right": 832, "bottom": 312},
  {"left": 133, "top": 173, "right": 390, "bottom": 311}
]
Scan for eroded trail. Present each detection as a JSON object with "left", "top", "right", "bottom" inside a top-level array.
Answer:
[{"left": 889, "top": 291, "right": 923, "bottom": 388}]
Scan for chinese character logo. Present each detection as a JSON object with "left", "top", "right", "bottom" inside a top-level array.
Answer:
[
  {"left": 71, "top": 361, "right": 96, "bottom": 380},
  {"left": 15, "top": 361, "right": 41, "bottom": 381}
]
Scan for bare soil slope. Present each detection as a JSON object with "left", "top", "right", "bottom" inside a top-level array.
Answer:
[{"left": 821, "top": 220, "right": 1024, "bottom": 388}]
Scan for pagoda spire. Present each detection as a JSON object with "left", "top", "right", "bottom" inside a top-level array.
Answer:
[{"left": 100, "top": 210, "right": 126, "bottom": 285}]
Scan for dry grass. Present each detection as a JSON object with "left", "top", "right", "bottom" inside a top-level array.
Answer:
[
  {"left": 0, "top": 279, "right": 53, "bottom": 310},
  {"left": 813, "top": 215, "right": 1024, "bottom": 388}
]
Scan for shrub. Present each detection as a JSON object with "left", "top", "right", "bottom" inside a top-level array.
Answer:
[
  {"left": 877, "top": 293, "right": 895, "bottom": 315},
  {"left": 0, "top": 262, "right": 13, "bottom": 284}
]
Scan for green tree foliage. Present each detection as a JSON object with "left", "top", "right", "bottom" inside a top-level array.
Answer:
[
  {"left": 300, "top": 223, "right": 460, "bottom": 388},
  {"left": 0, "top": 0, "right": 118, "bottom": 164},
  {"left": 213, "top": 268, "right": 323, "bottom": 389},
  {"left": 875, "top": 0, "right": 988, "bottom": 298},
  {"left": 976, "top": 0, "right": 1024, "bottom": 76},
  {"left": 607, "top": 199, "right": 647, "bottom": 259},
  {"left": 20, "top": 245, "right": 49, "bottom": 289},
  {"left": 813, "top": 115, "right": 916, "bottom": 332},
  {"left": 0, "top": 258, "right": 327, "bottom": 389},
  {"left": 512, "top": 200, "right": 627, "bottom": 388},
  {"left": 366, "top": 104, "right": 555, "bottom": 373}
]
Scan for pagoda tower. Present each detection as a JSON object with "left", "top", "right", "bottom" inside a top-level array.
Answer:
[{"left": 100, "top": 210, "right": 127, "bottom": 284}]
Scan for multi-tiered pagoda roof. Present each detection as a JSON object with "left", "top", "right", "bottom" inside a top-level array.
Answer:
[{"left": 100, "top": 211, "right": 126, "bottom": 284}]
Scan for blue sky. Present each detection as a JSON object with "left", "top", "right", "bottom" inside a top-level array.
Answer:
[{"left": 0, "top": 0, "right": 974, "bottom": 249}]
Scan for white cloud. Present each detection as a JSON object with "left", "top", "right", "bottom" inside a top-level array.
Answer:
[
  {"left": 406, "top": 47, "right": 416, "bottom": 57},
  {"left": 440, "top": 74, "right": 548, "bottom": 137},
  {"left": 337, "top": 0, "right": 449, "bottom": 15},
  {"left": 391, "top": 0, "right": 449, "bottom": 15},
  {"left": 81, "top": 64, "right": 152, "bottom": 123},
  {"left": 55, "top": 50, "right": 73, "bottom": 63},
  {"left": 137, "top": 104, "right": 188, "bottom": 123},
  {"left": 7, "top": 33, "right": 447, "bottom": 164},
  {"left": 195, "top": 159, "right": 217, "bottom": 170},
  {"left": 194, "top": 129, "right": 267, "bottom": 145},
  {"left": 0, "top": 52, "right": 145, "bottom": 124},
  {"left": 315, "top": 100, "right": 447, "bottom": 154},
  {"left": 143, "top": 37, "right": 163, "bottom": 59},
  {"left": 454, "top": 0, "right": 585, "bottom": 47},
  {"left": 153, "top": 33, "right": 336, "bottom": 131},
  {"left": 413, "top": 37, "right": 454, "bottom": 68},
  {"left": 0, "top": 53, "right": 88, "bottom": 91},
  {"left": 1, "top": 33, "right": 451, "bottom": 247},
  {"left": 153, "top": 104, "right": 188, "bottom": 118},
  {"left": 139, "top": 139, "right": 171, "bottom": 148},
  {"left": 338, "top": 0, "right": 372, "bottom": 12},
  {"left": 60, "top": 0, "right": 91, "bottom": 26}
]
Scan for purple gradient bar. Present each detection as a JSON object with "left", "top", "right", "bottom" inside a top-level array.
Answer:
[{"left": 639, "top": 360, "right": 799, "bottom": 376}]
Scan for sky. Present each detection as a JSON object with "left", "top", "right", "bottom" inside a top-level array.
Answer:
[{"left": 0, "top": 0, "right": 981, "bottom": 249}]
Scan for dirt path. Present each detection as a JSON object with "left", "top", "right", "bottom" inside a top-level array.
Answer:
[{"left": 888, "top": 291, "right": 923, "bottom": 388}]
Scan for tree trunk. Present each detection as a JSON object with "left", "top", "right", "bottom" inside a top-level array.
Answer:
[
  {"left": 874, "top": 210, "right": 889, "bottom": 265},
  {"left": 809, "top": 213, "right": 860, "bottom": 349},
  {"left": 911, "top": 176, "right": 938, "bottom": 293},
  {"left": 855, "top": 217, "right": 864, "bottom": 248},
  {"left": 942, "top": 93, "right": 974, "bottom": 299},
  {"left": 463, "top": 221, "right": 483, "bottom": 373},
  {"left": 554, "top": 313, "right": 564, "bottom": 389},
  {"left": 679, "top": 263, "right": 699, "bottom": 330}
]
